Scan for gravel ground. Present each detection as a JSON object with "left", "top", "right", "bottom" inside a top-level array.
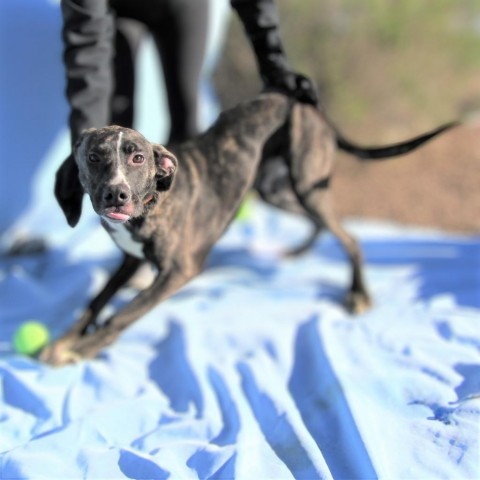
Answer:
[{"left": 332, "top": 120, "right": 480, "bottom": 234}]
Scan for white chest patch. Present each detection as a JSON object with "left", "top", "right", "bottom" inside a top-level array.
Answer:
[{"left": 106, "top": 221, "right": 145, "bottom": 259}]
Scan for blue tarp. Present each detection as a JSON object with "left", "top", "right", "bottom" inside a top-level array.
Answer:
[{"left": 1, "top": 203, "right": 479, "bottom": 479}]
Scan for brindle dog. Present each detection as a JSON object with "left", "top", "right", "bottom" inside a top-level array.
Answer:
[{"left": 42, "top": 93, "right": 457, "bottom": 365}]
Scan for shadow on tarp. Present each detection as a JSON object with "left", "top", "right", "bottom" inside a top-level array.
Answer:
[
  {"left": 205, "top": 246, "right": 279, "bottom": 278},
  {"left": 238, "top": 359, "right": 324, "bottom": 479},
  {"left": 187, "top": 367, "right": 239, "bottom": 478},
  {"left": 288, "top": 315, "right": 377, "bottom": 479},
  {"left": 148, "top": 321, "right": 204, "bottom": 417},
  {"left": 205, "top": 234, "right": 480, "bottom": 309},
  {"left": 311, "top": 235, "right": 479, "bottom": 309}
]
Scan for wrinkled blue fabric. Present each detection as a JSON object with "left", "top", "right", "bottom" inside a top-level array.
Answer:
[{"left": 1, "top": 206, "right": 479, "bottom": 479}]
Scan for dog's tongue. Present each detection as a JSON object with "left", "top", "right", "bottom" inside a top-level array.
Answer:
[{"left": 105, "top": 211, "right": 131, "bottom": 223}]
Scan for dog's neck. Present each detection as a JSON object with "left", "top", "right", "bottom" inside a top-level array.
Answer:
[{"left": 102, "top": 218, "right": 146, "bottom": 259}]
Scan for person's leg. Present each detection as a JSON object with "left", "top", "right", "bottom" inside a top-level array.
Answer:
[
  {"left": 152, "top": 0, "right": 210, "bottom": 143},
  {"left": 110, "top": 18, "right": 146, "bottom": 128}
]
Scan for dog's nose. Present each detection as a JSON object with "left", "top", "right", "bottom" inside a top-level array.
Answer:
[{"left": 103, "top": 184, "right": 131, "bottom": 205}]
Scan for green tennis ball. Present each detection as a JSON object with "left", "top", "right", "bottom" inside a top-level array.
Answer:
[
  {"left": 13, "top": 321, "right": 50, "bottom": 356},
  {"left": 236, "top": 197, "right": 254, "bottom": 222}
]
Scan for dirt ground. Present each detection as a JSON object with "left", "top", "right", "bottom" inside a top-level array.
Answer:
[{"left": 331, "top": 120, "right": 480, "bottom": 234}]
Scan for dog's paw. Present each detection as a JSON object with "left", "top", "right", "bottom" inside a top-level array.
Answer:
[
  {"left": 345, "top": 291, "right": 372, "bottom": 315},
  {"left": 39, "top": 339, "right": 83, "bottom": 367}
]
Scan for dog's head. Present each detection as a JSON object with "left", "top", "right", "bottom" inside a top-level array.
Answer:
[{"left": 55, "top": 126, "right": 178, "bottom": 227}]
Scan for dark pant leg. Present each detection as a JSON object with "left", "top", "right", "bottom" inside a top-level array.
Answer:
[
  {"left": 111, "top": 0, "right": 210, "bottom": 142},
  {"left": 110, "top": 18, "right": 145, "bottom": 128},
  {"left": 151, "top": 0, "right": 210, "bottom": 143}
]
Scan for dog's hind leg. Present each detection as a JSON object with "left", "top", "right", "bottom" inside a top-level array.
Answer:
[
  {"left": 309, "top": 191, "right": 370, "bottom": 313},
  {"left": 284, "top": 223, "right": 322, "bottom": 257},
  {"left": 294, "top": 186, "right": 371, "bottom": 313},
  {"left": 287, "top": 104, "right": 371, "bottom": 313}
]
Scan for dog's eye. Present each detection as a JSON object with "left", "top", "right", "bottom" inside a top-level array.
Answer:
[
  {"left": 132, "top": 154, "right": 145, "bottom": 164},
  {"left": 88, "top": 153, "right": 100, "bottom": 163}
]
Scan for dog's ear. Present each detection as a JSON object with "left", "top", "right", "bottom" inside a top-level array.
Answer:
[
  {"left": 55, "top": 129, "right": 99, "bottom": 227},
  {"left": 54, "top": 131, "right": 95, "bottom": 227},
  {"left": 54, "top": 153, "right": 84, "bottom": 227},
  {"left": 152, "top": 144, "right": 178, "bottom": 191}
]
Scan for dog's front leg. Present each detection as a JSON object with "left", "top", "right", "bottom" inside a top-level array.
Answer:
[
  {"left": 44, "top": 264, "right": 196, "bottom": 365},
  {"left": 40, "top": 254, "right": 142, "bottom": 365},
  {"left": 77, "top": 254, "right": 144, "bottom": 334}
]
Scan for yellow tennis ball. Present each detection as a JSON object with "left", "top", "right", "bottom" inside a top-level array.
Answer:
[
  {"left": 236, "top": 197, "right": 254, "bottom": 222},
  {"left": 13, "top": 321, "right": 50, "bottom": 356}
]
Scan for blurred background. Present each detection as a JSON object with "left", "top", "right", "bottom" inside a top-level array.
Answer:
[
  {"left": 214, "top": 0, "right": 480, "bottom": 233},
  {"left": 1, "top": 0, "right": 479, "bottom": 244}
]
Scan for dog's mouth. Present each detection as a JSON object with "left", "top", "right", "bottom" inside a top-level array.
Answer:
[
  {"left": 97, "top": 192, "right": 153, "bottom": 224},
  {"left": 102, "top": 206, "right": 133, "bottom": 224},
  {"left": 105, "top": 211, "right": 130, "bottom": 223}
]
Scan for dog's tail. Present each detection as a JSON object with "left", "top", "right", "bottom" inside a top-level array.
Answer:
[{"left": 336, "top": 120, "right": 460, "bottom": 160}]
